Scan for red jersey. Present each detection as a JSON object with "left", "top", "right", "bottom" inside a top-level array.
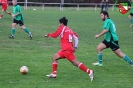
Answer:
[
  {"left": 47, "top": 25, "right": 78, "bottom": 51},
  {"left": 0, "top": 0, "right": 9, "bottom": 4}
]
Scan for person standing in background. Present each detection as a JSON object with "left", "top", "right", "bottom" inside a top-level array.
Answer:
[
  {"left": 105, "top": 0, "right": 109, "bottom": 11},
  {"left": 101, "top": 0, "right": 105, "bottom": 12}
]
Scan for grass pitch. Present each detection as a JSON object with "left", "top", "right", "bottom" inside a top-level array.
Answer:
[{"left": 0, "top": 6, "right": 133, "bottom": 88}]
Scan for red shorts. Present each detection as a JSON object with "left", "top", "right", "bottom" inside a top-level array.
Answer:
[
  {"left": 2, "top": 3, "right": 8, "bottom": 11},
  {"left": 58, "top": 50, "right": 76, "bottom": 61}
]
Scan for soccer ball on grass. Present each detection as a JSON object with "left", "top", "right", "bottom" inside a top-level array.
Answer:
[{"left": 20, "top": 66, "right": 28, "bottom": 74}]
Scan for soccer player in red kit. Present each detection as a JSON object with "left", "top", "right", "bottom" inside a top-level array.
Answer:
[
  {"left": 45, "top": 17, "right": 94, "bottom": 81},
  {"left": 0, "top": 0, "right": 12, "bottom": 18}
]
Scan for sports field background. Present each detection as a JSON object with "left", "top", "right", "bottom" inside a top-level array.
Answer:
[{"left": 0, "top": 6, "right": 133, "bottom": 88}]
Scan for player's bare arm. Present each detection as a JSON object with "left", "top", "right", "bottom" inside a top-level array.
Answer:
[
  {"left": 12, "top": 12, "right": 21, "bottom": 18},
  {"left": 95, "top": 29, "right": 108, "bottom": 39}
]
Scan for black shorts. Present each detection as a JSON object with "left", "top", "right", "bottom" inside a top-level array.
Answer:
[
  {"left": 13, "top": 18, "right": 24, "bottom": 26},
  {"left": 102, "top": 39, "right": 120, "bottom": 51},
  {"left": 129, "top": 13, "right": 133, "bottom": 16}
]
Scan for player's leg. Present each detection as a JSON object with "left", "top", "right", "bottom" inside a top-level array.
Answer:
[
  {"left": 19, "top": 21, "right": 32, "bottom": 39},
  {"left": 46, "top": 51, "right": 63, "bottom": 78},
  {"left": 51, "top": 53, "right": 61, "bottom": 74},
  {"left": 114, "top": 49, "right": 133, "bottom": 66},
  {"left": 70, "top": 59, "right": 94, "bottom": 81},
  {"left": 128, "top": 13, "right": 133, "bottom": 27},
  {"left": 0, "top": 3, "right": 7, "bottom": 18},
  {"left": 20, "top": 25, "right": 30, "bottom": 34},
  {"left": 2, "top": 3, "right": 12, "bottom": 16},
  {"left": 101, "top": 5, "right": 104, "bottom": 11},
  {"left": 0, "top": 10, "right": 4, "bottom": 18},
  {"left": 9, "top": 22, "right": 17, "bottom": 39},
  {"left": 0, "top": 4, "right": 4, "bottom": 18},
  {"left": 105, "top": 5, "right": 108, "bottom": 11},
  {"left": 66, "top": 52, "right": 94, "bottom": 81},
  {"left": 110, "top": 41, "right": 133, "bottom": 66},
  {"left": 93, "top": 40, "right": 107, "bottom": 66},
  {"left": 9, "top": 18, "right": 18, "bottom": 38}
]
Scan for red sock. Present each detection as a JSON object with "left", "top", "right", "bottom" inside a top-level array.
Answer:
[
  {"left": 52, "top": 62, "right": 58, "bottom": 74},
  {"left": 78, "top": 63, "right": 90, "bottom": 74}
]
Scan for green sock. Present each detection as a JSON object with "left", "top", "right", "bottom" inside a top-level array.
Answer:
[
  {"left": 11, "top": 28, "right": 15, "bottom": 36},
  {"left": 130, "top": 18, "right": 133, "bottom": 24},
  {"left": 98, "top": 54, "right": 102, "bottom": 64},
  {"left": 123, "top": 55, "right": 133, "bottom": 65},
  {"left": 24, "top": 28, "right": 30, "bottom": 34}
]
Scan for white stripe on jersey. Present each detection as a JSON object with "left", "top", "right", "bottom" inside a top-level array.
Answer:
[{"left": 59, "top": 26, "right": 66, "bottom": 38}]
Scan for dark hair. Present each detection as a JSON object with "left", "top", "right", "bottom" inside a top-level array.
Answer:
[
  {"left": 100, "top": 11, "right": 109, "bottom": 17},
  {"left": 59, "top": 17, "right": 68, "bottom": 26}
]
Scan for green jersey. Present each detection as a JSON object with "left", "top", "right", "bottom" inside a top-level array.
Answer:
[
  {"left": 131, "top": 2, "right": 133, "bottom": 13},
  {"left": 13, "top": 4, "right": 23, "bottom": 20},
  {"left": 103, "top": 18, "right": 118, "bottom": 42}
]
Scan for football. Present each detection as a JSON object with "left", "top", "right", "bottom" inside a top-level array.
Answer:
[{"left": 20, "top": 66, "right": 28, "bottom": 74}]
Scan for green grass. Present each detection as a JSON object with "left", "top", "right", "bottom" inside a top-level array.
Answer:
[{"left": 0, "top": 7, "right": 133, "bottom": 88}]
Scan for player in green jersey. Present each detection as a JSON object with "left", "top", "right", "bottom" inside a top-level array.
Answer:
[
  {"left": 128, "top": 0, "right": 133, "bottom": 27},
  {"left": 93, "top": 11, "right": 133, "bottom": 67},
  {"left": 9, "top": 0, "right": 32, "bottom": 39}
]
